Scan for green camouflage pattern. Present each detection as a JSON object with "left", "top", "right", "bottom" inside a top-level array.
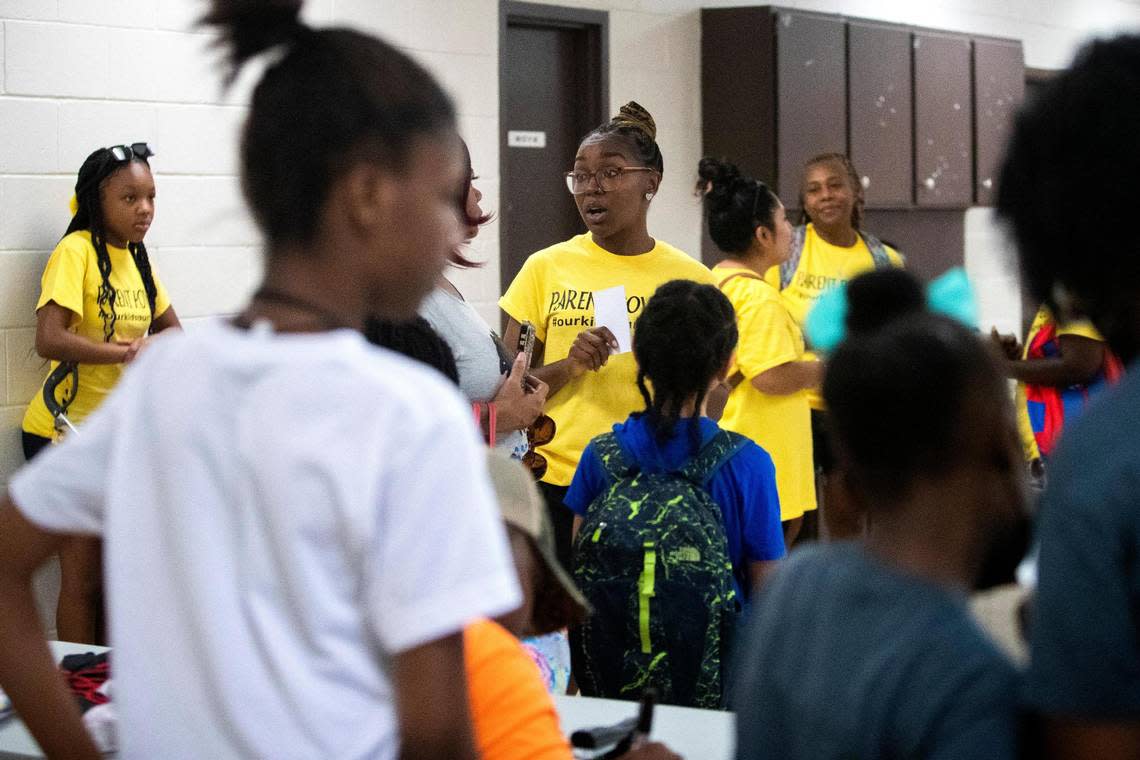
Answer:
[{"left": 570, "top": 429, "right": 746, "bottom": 709}]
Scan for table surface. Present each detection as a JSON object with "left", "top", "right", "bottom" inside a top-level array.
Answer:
[
  {"left": 554, "top": 694, "right": 735, "bottom": 759},
  {"left": 0, "top": 641, "right": 109, "bottom": 760},
  {"left": 1, "top": 642, "right": 735, "bottom": 760}
]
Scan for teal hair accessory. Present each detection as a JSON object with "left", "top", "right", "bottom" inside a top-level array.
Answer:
[
  {"left": 803, "top": 267, "right": 978, "bottom": 353},
  {"left": 804, "top": 282, "right": 849, "bottom": 353},
  {"left": 925, "top": 267, "right": 978, "bottom": 330}
]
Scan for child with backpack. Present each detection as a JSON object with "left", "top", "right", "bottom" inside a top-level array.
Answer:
[{"left": 564, "top": 279, "right": 785, "bottom": 709}]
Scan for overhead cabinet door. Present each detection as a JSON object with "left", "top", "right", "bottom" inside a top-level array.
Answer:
[
  {"left": 913, "top": 32, "right": 974, "bottom": 207},
  {"left": 974, "top": 38, "right": 1025, "bottom": 205},
  {"left": 775, "top": 10, "right": 847, "bottom": 202},
  {"left": 848, "top": 20, "right": 913, "bottom": 208}
]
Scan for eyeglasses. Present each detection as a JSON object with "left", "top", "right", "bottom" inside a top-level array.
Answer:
[
  {"left": 564, "top": 166, "right": 656, "bottom": 195},
  {"left": 107, "top": 143, "right": 154, "bottom": 163},
  {"left": 523, "top": 414, "right": 556, "bottom": 480}
]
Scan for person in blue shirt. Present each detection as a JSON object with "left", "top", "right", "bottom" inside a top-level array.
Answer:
[
  {"left": 564, "top": 279, "right": 785, "bottom": 602},
  {"left": 996, "top": 35, "right": 1140, "bottom": 759},
  {"left": 734, "top": 269, "right": 1025, "bottom": 760}
]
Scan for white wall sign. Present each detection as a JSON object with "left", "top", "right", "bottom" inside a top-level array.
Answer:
[{"left": 507, "top": 130, "right": 547, "bottom": 149}]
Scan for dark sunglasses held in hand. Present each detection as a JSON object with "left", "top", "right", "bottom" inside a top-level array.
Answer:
[{"left": 523, "top": 414, "right": 556, "bottom": 480}]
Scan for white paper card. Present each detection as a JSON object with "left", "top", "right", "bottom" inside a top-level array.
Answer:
[{"left": 593, "top": 285, "right": 632, "bottom": 353}]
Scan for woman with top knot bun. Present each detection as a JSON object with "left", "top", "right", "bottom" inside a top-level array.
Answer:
[
  {"left": 499, "top": 102, "right": 714, "bottom": 567},
  {"left": 700, "top": 157, "right": 821, "bottom": 547}
]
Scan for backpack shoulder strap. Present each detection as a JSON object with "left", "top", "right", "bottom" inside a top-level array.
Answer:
[
  {"left": 779, "top": 225, "right": 808, "bottom": 290},
  {"left": 593, "top": 432, "right": 634, "bottom": 483},
  {"left": 860, "top": 231, "right": 896, "bottom": 270},
  {"left": 716, "top": 270, "right": 764, "bottom": 290},
  {"left": 680, "top": 430, "right": 750, "bottom": 488}
]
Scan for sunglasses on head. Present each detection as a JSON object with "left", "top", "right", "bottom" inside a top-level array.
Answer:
[{"left": 107, "top": 143, "right": 154, "bottom": 163}]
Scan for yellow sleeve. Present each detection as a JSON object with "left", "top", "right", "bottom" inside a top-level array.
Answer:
[
  {"left": 1056, "top": 318, "right": 1103, "bottom": 342},
  {"left": 36, "top": 235, "right": 89, "bottom": 317},
  {"left": 734, "top": 291, "right": 800, "bottom": 378},
  {"left": 762, "top": 264, "right": 780, "bottom": 288},
  {"left": 499, "top": 255, "right": 548, "bottom": 343},
  {"left": 687, "top": 258, "right": 716, "bottom": 285},
  {"left": 1015, "top": 383, "right": 1041, "bottom": 462}
]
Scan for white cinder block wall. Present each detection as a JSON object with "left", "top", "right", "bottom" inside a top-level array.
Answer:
[{"left": 1, "top": 0, "right": 1138, "bottom": 627}]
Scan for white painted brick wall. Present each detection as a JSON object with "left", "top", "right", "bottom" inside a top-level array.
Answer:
[
  {"left": 6, "top": 21, "right": 108, "bottom": 98},
  {"left": 59, "top": 100, "right": 158, "bottom": 172},
  {"left": 0, "top": 98, "right": 58, "bottom": 172}
]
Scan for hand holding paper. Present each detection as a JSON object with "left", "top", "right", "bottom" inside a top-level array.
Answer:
[{"left": 593, "top": 285, "right": 632, "bottom": 353}]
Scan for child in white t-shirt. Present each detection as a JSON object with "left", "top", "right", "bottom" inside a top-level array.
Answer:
[{"left": 0, "top": 3, "right": 518, "bottom": 759}]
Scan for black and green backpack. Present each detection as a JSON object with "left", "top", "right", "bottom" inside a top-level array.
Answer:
[{"left": 569, "top": 429, "right": 747, "bottom": 709}]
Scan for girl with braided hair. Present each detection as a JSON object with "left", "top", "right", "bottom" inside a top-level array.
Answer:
[
  {"left": 21, "top": 143, "right": 180, "bottom": 644},
  {"left": 701, "top": 157, "right": 820, "bottom": 547},
  {"left": 565, "top": 279, "right": 785, "bottom": 602},
  {"left": 500, "top": 102, "right": 714, "bottom": 567}
]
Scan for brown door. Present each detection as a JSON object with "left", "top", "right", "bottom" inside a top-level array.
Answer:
[{"left": 499, "top": 3, "right": 607, "bottom": 299}]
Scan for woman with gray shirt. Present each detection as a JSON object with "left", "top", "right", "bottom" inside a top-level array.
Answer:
[{"left": 420, "top": 141, "right": 547, "bottom": 459}]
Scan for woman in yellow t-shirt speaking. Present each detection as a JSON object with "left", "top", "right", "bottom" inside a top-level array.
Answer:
[
  {"left": 701, "top": 158, "right": 822, "bottom": 547},
  {"left": 500, "top": 102, "right": 712, "bottom": 565},
  {"left": 21, "top": 144, "right": 180, "bottom": 643}
]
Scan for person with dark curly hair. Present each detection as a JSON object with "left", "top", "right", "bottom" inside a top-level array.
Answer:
[{"left": 996, "top": 34, "right": 1140, "bottom": 760}]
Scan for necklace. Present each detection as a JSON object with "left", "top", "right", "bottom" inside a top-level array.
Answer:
[{"left": 234, "top": 287, "right": 352, "bottom": 331}]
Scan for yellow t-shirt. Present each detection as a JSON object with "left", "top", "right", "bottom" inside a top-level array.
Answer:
[
  {"left": 23, "top": 230, "right": 171, "bottom": 438},
  {"left": 716, "top": 266, "right": 817, "bottom": 521},
  {"left": 500, "top": 233, "right": 713, "bottom": 486},
  {"left": 1015, "top": 306, "right": 1105, "bottom": 461},
  {"left": 464, "top": 619, "right": 572, "bottom": 760},
  {"left": 766, "top": 224, "right": 903, "bottom": 408}
]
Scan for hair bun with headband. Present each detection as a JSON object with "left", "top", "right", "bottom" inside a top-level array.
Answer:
[{"left": 611, "top": 101, "right": 657, "bottom": 143}]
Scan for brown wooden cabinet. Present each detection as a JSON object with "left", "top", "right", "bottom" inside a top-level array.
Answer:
[
  {"left": 701, "top": 6, "right": 1024, "bottom": 213},
  {"left": 848, "top": 20, "right": 913, "bottom": 208},
  {"left": 974, "top": 38, "right": 1025, "bottom": 205},
  {"left": 775, "top": 11, "right": 847, "bottom": 200},
  {"left": 913, "top": 32, "right": 974, "bottom": 207},
  {"left": 700, "top": 6, "right": 775, "bottom": 189}
]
